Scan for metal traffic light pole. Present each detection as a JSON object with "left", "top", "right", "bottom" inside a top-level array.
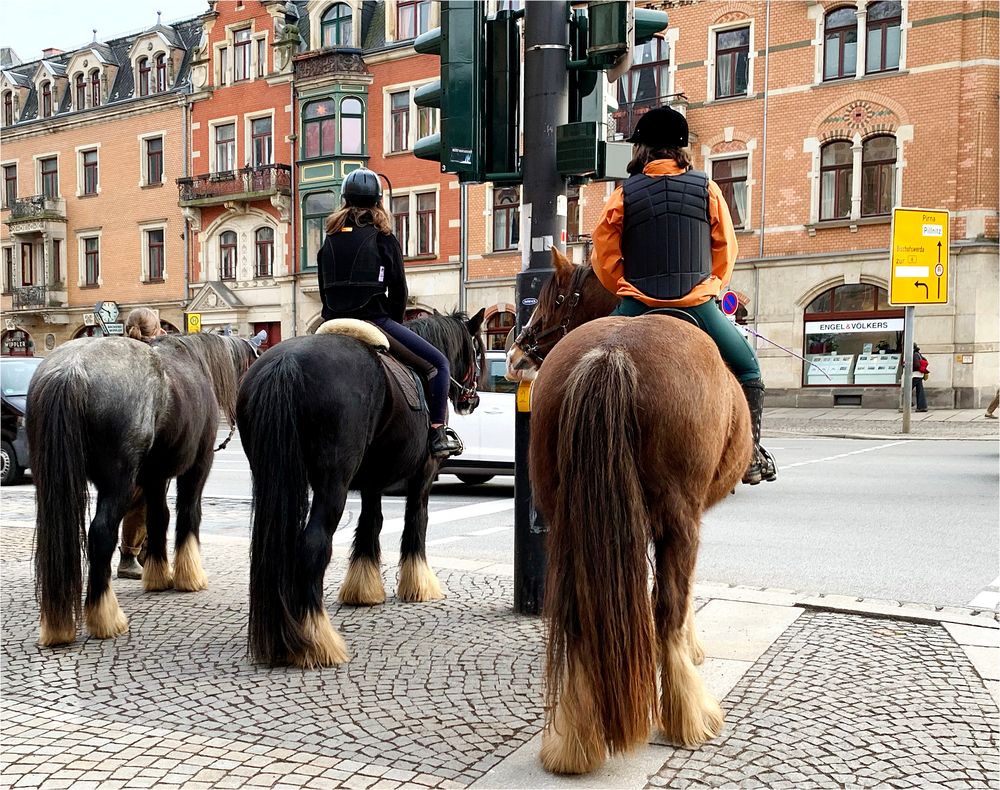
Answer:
[{"left": 513, "top": 1, "right": 569, "bottom": 616}]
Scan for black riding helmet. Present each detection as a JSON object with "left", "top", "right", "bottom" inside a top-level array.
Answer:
[{"left": 342, "top": 167, "right": 382, "bottom": 208}]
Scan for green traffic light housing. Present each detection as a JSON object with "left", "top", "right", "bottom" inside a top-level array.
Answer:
[{"left": 585, "top": 1, "right": 669, "bottom": 71}]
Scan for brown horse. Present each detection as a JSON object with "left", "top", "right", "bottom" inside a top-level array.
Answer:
[{"left": 507, "top": 249, "right": 752, "bottom": 775}]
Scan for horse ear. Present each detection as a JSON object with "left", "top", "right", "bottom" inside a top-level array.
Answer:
[
  {"left": 467, "top": 307, "right": 486, "bottom": 335},
  {"left": 550, "top": 245, "right": 573, "bottom": 275}
]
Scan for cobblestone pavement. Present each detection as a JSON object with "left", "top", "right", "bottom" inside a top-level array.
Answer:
[{"left": 648, "top": 610, "right": 999, "bottom": 789}]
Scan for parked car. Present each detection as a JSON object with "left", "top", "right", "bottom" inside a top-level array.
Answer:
[
  {"left": 440, "top": 350, "right": 515, "bottom": 485},
  {"left": 1, "top": 355, "right": 43, "bottom": 485}
]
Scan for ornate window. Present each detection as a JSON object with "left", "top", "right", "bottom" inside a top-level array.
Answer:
[
  {"left": 390, "top": 91, "right": 409, "bottom": 152},
  {"left": 866, "top": 1, "right": 902, "bottom": 74},
  {"left": 84, "top": 237, "right": 100, "bottom": 286},
  {"left": 41, "top": 81, "right": 52, "bottom": 117},
  {"left": 322, "top": 3, "right": 353, "bottom": 47},
  {"left": 823, "top": 7, "right": 857, "bottom": 81},
  {"left": 712, "top": 157, "right": 748, "bottom": 228},
  {"left": 861, "top": 136, "right": 895, "bottom": 217},
  {"left": 397, "top": 0, "right": 431, "bottom": 40},
  {"left": 492, "top": 186, "right": 520, "bottom": 251},
  {"left": 155, "top": 53, "right": 167, "bottom": 92},
  {"left": 138, "top": 57, "right": 151, "bottom": 96},
  {"left": 340, "top": 97, "right": 363, "bottom": 155},
  {"left": 255, "top": 227, "right": 274, "bottom": 277},
  {"left": 303, "top": 99, "right": 336, "bottom": 158},
  {"left": 82, "top": 149, "right": 98, "bottom": 196},
  {"left": 251, "top": 117, "right": 273, "bottom": 167},
  {"left": 75, "top": 73, "right": 87, "bottom": 110},
  {"left": 220, "top": 230, "right": 238, "bottom": 280},
  {"left": 90, "top": 69, "right": 101, "bottom": 107},
  {"left": 820, "top": 141, "right": 852, "bottom": 220},
  {"left": 303, "top": 191, "right": 337, "bottom": 268},
  {"left": 147, "top": 229, "right": 165, "bottom": 281},
  {"left": 715, "top": 27, "right": 749, "bottom": 99}
]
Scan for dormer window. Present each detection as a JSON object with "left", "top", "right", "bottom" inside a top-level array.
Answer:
[
  {"left": 138, "top": 57, "right": 151, "bottom": 96},
  {"left": 4, "top": 91, "right": 14, "bottom": 125},
  {"left": 322, "top": 3, "right": 353, "bottom": 47},
  {"left": 41, "top": 81, "right": 52, "bottom": 117},
  {"left": 155, "top": 53, "right": 167, "bottom": 91},
  {"left": 75, "top": 73, "right": 87, "bottom": 110},
  {"left": 90, "top": 70, "right": 101, "bottom": 107}
]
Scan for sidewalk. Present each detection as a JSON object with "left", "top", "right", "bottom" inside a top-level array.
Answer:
[
  {"left": 763, "top": 407, "right": 1000, "bottom": 441},
  {"left": 2, "top": 520, "right": 997, "bottom": 790}
]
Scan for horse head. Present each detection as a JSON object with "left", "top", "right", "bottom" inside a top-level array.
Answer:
[
  {"left": 506, "top": 247, "right": 619, "bottom": 381},
  {"left": 407, "top": 308, "right": 486, "bottom": 416}
]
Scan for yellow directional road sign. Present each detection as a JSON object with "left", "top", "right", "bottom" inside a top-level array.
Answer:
[
  {"left": 889, "top": 207, "right": 949, "bottom": 305},
  {"left": 186, "top": 312, "right": 202, "bottom": 333}
]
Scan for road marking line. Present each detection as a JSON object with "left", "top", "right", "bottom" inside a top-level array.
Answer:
[
  {"left": 426, "top": 536, "right": 468, "bottom": 547},
  {"left": 333, "top": 498, "right": 514, "bottom": 545},
  {"left": 466, "top": 525, "right": 511, "bottom": 537},
  {"left": 967, "top": 575, "right": 1000, "bottom": 610},
  {"left": 782, "top": 440, "right": 910, "bottom": 469}
]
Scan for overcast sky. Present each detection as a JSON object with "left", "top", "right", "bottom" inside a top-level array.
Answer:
[{"left": 4, "top": 0, "right": 210, "bottom": 63}]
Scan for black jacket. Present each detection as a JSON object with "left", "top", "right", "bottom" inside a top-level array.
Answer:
[{"left": 317, "top": 224, "right": 408, "bottom": 322}]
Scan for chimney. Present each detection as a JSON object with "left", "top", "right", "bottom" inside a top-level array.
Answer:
[{"left": 42, "top": 47, "right": 65, "bottom": 58}]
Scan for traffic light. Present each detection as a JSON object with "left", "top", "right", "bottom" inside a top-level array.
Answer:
[
  {"left": 586, "top": 1, "right": 669, "bottom": 79},
  {"left": 413, "top": 1, "right": 486, "bottom": 180},
  {"left": 484, "top": 9, "right": 521, "bottom": 182}
]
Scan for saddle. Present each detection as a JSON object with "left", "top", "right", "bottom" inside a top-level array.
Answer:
[
  {"left": 316, "top": 319, "right": 430, "bottom": 412},
  {"left": 645, "top": 307, "right": 701, "bottom": 328}
]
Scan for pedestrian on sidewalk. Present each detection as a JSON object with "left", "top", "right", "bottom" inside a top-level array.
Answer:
[
  {"left": 985, "top": 388, "right": 999, "bottom": 419},
  {"left": 911, "top": 344, "right": 929, "bottom": 413},
  {"left": 591, "top": 106, "right": 776, "bottom": 485},
  {"left": 116, "top": 307, "right": 167, "bottom": 579}
]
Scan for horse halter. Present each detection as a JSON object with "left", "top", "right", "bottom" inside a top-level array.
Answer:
[
  {"left": 514, "top": 289, "right": 582, "bottom": 365},
  {"left": 449, "top": 357, "right": 479, "bottom": 405}
]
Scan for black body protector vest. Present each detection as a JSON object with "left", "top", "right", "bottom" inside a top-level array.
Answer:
[
  {"left": 319, "top": 224, "right": 386, "bottom": 315},
  {"left": 621, "top": 170, "right": 712, "bottom": 301}
]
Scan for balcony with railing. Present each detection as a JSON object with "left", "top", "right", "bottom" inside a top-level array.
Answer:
[
  {"left": 5, "top": 194, "right": 67, "bottom": 227},
  {"left": 609, "top": 93, "right": 688, "bottom": 142},
  {"left": 12, "top": 285, "right": 47, "bottom": 309},
  {"left": 177, "top": 164, "right": 293, "bottom": 206}
]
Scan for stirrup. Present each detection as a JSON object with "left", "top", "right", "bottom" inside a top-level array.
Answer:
[{"left": 430, "top": 426, "right": 464, "bottom": 459}]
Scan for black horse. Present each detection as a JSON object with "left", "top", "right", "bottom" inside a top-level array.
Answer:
[
  {"left": 236, "top": 310, "right": 485, "bottom": 668},
  {"left": 30, "top": 333, "right": 258, "bottom": 646}
]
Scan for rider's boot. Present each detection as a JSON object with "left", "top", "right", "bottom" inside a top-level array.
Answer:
[
  {"left": 429, "top": 425, "right": 464, "bottom": 459},
  {"left": 740, "top": 379, "right": 777, "bottom": 485},
  {"left": 117, "top": 545, "right": 143, "bottom": 579}
]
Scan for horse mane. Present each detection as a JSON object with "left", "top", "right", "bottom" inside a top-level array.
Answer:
[
  {"left": 152, "top": 333, "right": 253, "bottom": 421},
  {"left": 406, "top": 311, "right": 484, "bottom": 381},
  {"left": 537, "top": 263, "right": 595, "bottom": 315}
]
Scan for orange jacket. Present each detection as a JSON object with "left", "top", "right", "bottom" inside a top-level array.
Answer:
[{"left": 591, "top": 159, "right": 738, "bottom": 308}]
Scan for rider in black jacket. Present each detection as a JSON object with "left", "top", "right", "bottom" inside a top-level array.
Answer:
[{"left": 317, "top": 168, "right": 462, "bottom": 458}]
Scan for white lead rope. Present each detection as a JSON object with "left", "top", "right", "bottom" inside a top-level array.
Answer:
[{"left": 741, "top": 326, "right": 833, "bottom": 382}]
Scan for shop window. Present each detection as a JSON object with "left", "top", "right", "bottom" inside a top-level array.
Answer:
[
  {"left": 712, "top": 157, "right": 748, "bottom": 228},
  {"left": 220, "top": 230, "right": 238, "bottom": 280},
  {"left": 322, "top": 3, "right": 353, "bottom": 47},
  {"left": 75, "top": 73, "right": 86, "bottom": 110},
  {"left": 820, "top": 141, "right": 852, "bottom": 221},
  {"left": 252, "top": 117, "right": 273, "bottom": 167},
  {"left": 866, "top": 1, "right": 901, "bottom": 74},
  {"left": 303, "top": 99, "right": 336, "bottom": 158},
  {"left": 823, "top": 7, "right": 857, "bottom": 81},
  {"left": 492, "top": 186, "right": 520, "bottom": 251},
  {"left": 714, "top": 27, "right": 749, "bottom": 99},
  {"left": 255, "top": 227, "right": 274, "bottom": 277},
  {"left": 486, "top": 310, "right": 515, "bottom": 351},
  {"left": 397, "top": 0, "right": 431, "bottom": 40},
  {"left": 138, "top": 57, "right": 151, "bottom": 96},
  {"left": 340, "top": 97, "right": 363, "bottom": 155},
  {"left": 302, "top": 191, "right": 336, "bottom": 268},
  {"left": 802, "top": 283, "right": 904, "bottom": 386},
  {"left": 861, "top": 136, "right": 895, "bottom": 217}
]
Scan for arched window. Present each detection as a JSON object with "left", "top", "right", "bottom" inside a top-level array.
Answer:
[
  {"left": 220, "top": 231, "right": 238, "bottom": 280},
  {"left": 340, "top": 97, "right": 363, "bottom": 154},
  {"left": 303, "top": 99, "right": 336, "bottom": 158},
  {"left": 303, "top": 191, "right": 336, "bottom": 268},
  {"left": 138, "top": 57, "right": 151, "bottom": 96},
  {"left": 41, "top": 81, "right": 52, "bottom": 117},
  {"left": 866, "top": 1, "right": 901, "bottom": 74},
  {"left": 3, "top": 91, "right": 12, "bottom": 126},
  {"left": 75, "top": 73, "right": 86, "bottom": 110},
  {"left": 322, "top": 3, "right": 353, "bottom": 47},
  {"left": 155, "top": 53, "right": 167, "bottom": 92},
  {"left": 823, "top": 7, "right": 857, "bottom": 81},
  {"left": 90, "top": 69, "right": 101, "bottom": 107},
  {"left": 485, "top": 310, "right": 515, "bottom": 351},
  {"left": 820, "top": 141, "right": 852, "bottom": 220},
  {"left": 255, "top": 227, "right": 274, "bottom": 277},
  {"left": 861, "top": 136, "right": 896, "bottom": 217}
]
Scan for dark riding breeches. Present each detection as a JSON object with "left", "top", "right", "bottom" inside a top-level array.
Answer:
[
  {"left": 611, "top": 296, "right": 761, "bottom": 383},
  {"left": 372, "top": 317, "right": 450, "bottom": 425}
]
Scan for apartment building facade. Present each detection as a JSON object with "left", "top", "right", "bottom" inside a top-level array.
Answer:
[{"left": 1, "top": 18, "right": 201, "bottom": 353}]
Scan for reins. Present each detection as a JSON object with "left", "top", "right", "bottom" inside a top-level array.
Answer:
[{"left": 514, "top": 289, "right": 582, "bottom": 365}]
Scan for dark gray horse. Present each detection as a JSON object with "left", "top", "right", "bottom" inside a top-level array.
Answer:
[{"left": 30, "top": 333, "right": 258, "bottom": 646}]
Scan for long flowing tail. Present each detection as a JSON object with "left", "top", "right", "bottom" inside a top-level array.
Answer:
[
  {"left": 544, "top": 345, "right": 657, "bottom": 755},
  {"left": 237, "top": 354, "right": 311, "bottom": 665},
  {"left": 30, "top": 367, "right": 90, "bottom": 645}
]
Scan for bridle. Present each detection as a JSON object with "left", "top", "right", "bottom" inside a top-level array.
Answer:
[
  {"left": 449, "top": 346, "right": 481, "bottom": 405},
  {"left": 513, "top": 289, "right": 582, "bottom": 365}
]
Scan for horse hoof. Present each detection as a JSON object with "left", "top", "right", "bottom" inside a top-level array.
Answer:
[
  {"left": 173, "top": 536, "right": 209, "bottom": 592},
  {"left": 142, "top": 557, "right": 173, "bottom": 592},
  {"left": 39, "top": 617, "right": 76, "bottom": 647},
  {"left": 540, "top": 724, "right": 606, "bottom": 775},
  {"left": 340, "top": 557, "right": 386, "bottom": 606},
  {"left": 397, "top": 556, "right": 444, "bottom": 602},
  {"left": 84, "top": 588, "right": 129, "bottom": 639},
  {"left": 290, "top": 610, "right": 349, "bottom": 668}
]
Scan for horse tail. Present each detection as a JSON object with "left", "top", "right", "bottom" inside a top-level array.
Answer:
[
  {"left": 30, "top": 365, "right": 90, "bottom": 644},
  {"left": 544, "top": 345, "right": 656, "bottom": 754},
  {"left": 238, "top": 353, "right": 311, "bottom": 665}
]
